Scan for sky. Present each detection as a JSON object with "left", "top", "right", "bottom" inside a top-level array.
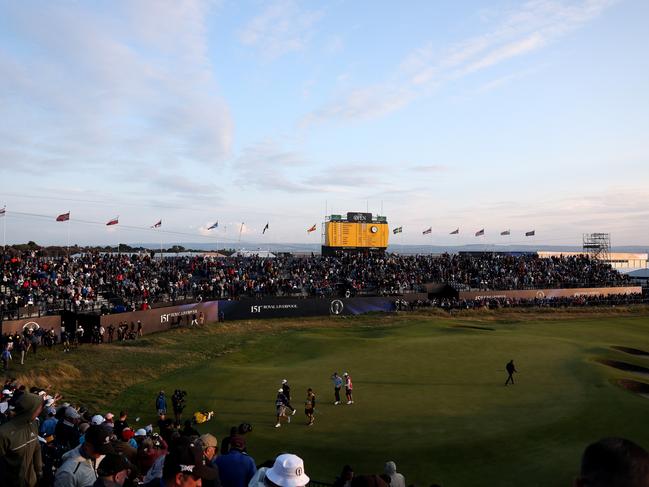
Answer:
[{"left": 0, "top": 0, "right": 648, "bottom": 248}]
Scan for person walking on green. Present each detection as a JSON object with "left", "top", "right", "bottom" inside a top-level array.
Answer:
[{"left": 505, "top": 360, "right": 517, "bottom": 385}]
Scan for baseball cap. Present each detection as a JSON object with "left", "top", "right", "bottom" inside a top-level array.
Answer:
[
  {"left": 199, "top": 434, "right": 217, "bottom": 450},
  {"left": 84, "top": 425, "right": 114, "bottom": 455},
  {"left": 281, "top": 379, "right": 287, "bottom": 384},
  {"left": 163, "top": 441, "right": 218, "bottom": 480},
  {"left": 135, "top": 428, "right": 147, "bottom": 437},
  {"left": 265, "top": 454, "right": 310, "bottom": 487},
  {"left": 91, "top": 414, "right": 105, "bottom": 425},
  {"left": 343, "top": 372, "right": 348, "bottom": 376},
  {"left": 2, "top": 389, "right": 13, "bottom": 397},
  {"left": 97, "top": 452, "right": 135, "bottom": 477},
  {"left": 65, "top": 407, "right": 81, "bottom": 420},
  {"left": 278, "top": 388, "right": 284, "bottom": 393},
  {"left": 104, "top": 412, "right": 115, "bottom": 421}
]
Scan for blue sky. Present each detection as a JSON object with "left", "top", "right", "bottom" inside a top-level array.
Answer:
[{"left": 1, "top": 0, "right": 647, "bottom": 247}]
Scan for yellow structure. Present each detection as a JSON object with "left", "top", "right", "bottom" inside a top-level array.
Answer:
[{"left": 322, "top": 213, "right": 389, "bottom": 255}]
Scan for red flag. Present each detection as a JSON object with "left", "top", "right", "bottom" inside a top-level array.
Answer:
[
  {"left": 307, "top": 224, "right": 317, "bottom": 233},
  {"left": 106, "top": 217, "right": 119, "bottom": 226},
  {"left": 56, "top": 212, "right": 70, "bottom": 222}
]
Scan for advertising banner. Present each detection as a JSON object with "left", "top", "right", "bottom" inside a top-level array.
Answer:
[
  {"left": 99, "top": 301, "right": 219, "bottom": 335},
  {"left": 1, "top": 315, "right": 62, "bottom": 336},
  {"left": 217, "top": 297, "right": 396, "bottom": 320},
  {"left": 458, "top": 286, "right": 642, "bottom": 301}
]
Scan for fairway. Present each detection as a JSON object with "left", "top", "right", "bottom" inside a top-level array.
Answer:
[{"left": 15, "top": 310, "right": 649, "bottom": 487}]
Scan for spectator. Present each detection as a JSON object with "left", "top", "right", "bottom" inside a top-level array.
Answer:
[
  {"left": 213, "top": 436, "right": 256, "bottom": 487},
  {"left": 197, "top": 434, "right": 221, "bottom": 487},
  {"left": 54, "top": 407, "right": 81, "bottom": 451},
  {"left": 220, "top": 427, "right": 238, "bottom": 456},
  {"left": 333, "top": 465, "right": 354, "bottom": 487},
  {"left": 93, "top": 452, "right": 134, "bottom": 487},
  {"left": 383, "top": 462, "right": 405, "bottom": 487},
  {"left": 574, "top": 437, "right": 649, "bottom": 487},
  {"left": 0, "top": 392, "right": 43, "bottom": 487},
  {"left": 250, "top": 453, "right": 309, "bottom": 487},
  {"left": 162, "top": 439, "right": 218, "bottom": 487},
  {"left": 113, "top": 411, "right": 129, "bottom": 438},
  {"left": 54, "top": 424, "right": 113, "bottom": 487}
]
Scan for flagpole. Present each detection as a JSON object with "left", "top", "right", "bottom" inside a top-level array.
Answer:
[
  {"left": 67, "top": 217, "right": 70, "bottom": 257},
  {"left": 2, "top": 208, "right": 6, "bottom": 252},
  {"left": 239, "top": 223, "right": 243, "bottom": 242}
]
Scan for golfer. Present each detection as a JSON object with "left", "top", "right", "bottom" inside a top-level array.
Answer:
[
  {"left": 343, "top": 372, "right": 354, "bottom": 404},
  {"left": 331, "top": 372, "right": 343, "bottom": 405},
  {"left": 281, "top": 379, "right": 296, "bottom": 415},
  {"left": 305, "top": 388, "right": 316, "bottom": 426},
  {"left": 505, "top": 360, "right": 517, "bottom": 385},
  {"left": 275, "top": 389, "right": 290, "bottom": 428}
]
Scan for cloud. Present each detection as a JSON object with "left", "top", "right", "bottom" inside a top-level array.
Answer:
[
  {"left": 239, "top": 0, "right": 325, "bottom": 60},
  {"left": 0, "top": 1, "right": 232, "bottom": 175},
  {"left": 233, "top": 141, "right": 390, "bottom": 193},
  {"left": 306, "top": 0, "right": 617, "bottom": 124}
]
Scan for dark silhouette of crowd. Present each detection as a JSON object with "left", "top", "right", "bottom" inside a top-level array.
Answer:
[{"left": 0, "top": 252, "right": 631, "bottom": 318}]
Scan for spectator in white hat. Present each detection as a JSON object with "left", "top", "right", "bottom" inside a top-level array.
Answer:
[
  {"left": 91, "top": 415, "right": 105, "bottom": 426},
  {"left": 250, "top": 454, "right": 309, "bottom": 487}
]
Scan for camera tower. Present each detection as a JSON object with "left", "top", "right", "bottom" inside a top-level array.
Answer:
[{"left": 582, "top": 233, "right": 610, "bottom": 262}]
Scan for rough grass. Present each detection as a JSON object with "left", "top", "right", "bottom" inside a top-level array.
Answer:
[{"left": 7, "top": 306, "right": 649, "bottom": 487}]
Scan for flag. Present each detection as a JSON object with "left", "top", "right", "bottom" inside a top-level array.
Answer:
[
  {"left": 151, "top": 219, "right": 162, "bottom": 228},
  {"left": 307, "top": 224, "right": 317, "bottom": 233},
  {"left": 106, "top": 217, "right": 119, "bottom": 226},
  {"left": 525, "top": 230, "right": 535, "bottom": 236},
  {"left": 422, "top": 227, "right": 432, "bottom": 235},
  {"left": 475, "top": 229, "right": 484, "bottom": 237},
  {"left": 0, "top": 206, "right": 6, "bottom": 217},
  {"left": 450, "top": 228, "right": 459, "bottom": 235},
  {"left": 56, "top": 212, "right": 70, "bottom": 222},
  {"left": 207, "top": 221, "right": 218, "bottom": 230},
  {"left": 263, "top": 222, "right": 269, "bottom": 234},
  {"left": 500, "top": 229, "right": 510, "bottom": 236},
  {"left": 393, "top": 227, "right": 402, "bottom": 234}
]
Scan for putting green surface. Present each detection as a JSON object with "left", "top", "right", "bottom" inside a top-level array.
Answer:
[{"left": 13, "top": 309, "right": 649, "bottom": 486}]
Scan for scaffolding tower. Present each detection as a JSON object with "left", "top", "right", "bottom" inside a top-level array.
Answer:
[{"left": 582, "top": 233, "right": 610, "bottom": 261}]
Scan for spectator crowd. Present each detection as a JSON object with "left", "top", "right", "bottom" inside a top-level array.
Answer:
[
  {"left": 1, "top": 252, "right": 631, "bottom": 318},
  {"left": 1, "top": 381, "right": 649, "bottom": 487}
]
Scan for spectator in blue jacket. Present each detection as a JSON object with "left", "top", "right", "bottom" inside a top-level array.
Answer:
[
  {"left": 213, "top": 436, "right": 256, "bottom": 487},
  {"left": 156, "top": 391, "right": 167, "bottom": 416}
]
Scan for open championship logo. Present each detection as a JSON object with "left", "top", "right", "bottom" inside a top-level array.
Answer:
[
  {"left": 330, "top": 300, "right": 344, "bottom": 315},
  {"left": 22, "top": 321, "right": 40, "bottom": 332}
]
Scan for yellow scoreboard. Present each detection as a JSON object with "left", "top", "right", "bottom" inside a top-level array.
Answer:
[{"left": 322, "top": 213, "right": 388, "bottom": 255}]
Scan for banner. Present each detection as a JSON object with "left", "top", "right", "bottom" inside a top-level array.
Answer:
[
  {"left": 99, "top": 301, "right": 219, "bottom": 334},
  {"left": 458, "top": 286, "right": 642, "bottom": 301},
  {"left": 217, "top": 297, "right": 396, "bottom": 320},
  {"left": 1, "top": 315, "right": 62, "bottom": 336}
]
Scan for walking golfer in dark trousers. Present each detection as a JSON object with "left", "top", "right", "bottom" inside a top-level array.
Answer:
[{"left": 505, "top": 360, "right": 517, "bottom": 385}]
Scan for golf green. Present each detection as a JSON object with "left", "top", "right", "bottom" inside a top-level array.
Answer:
[{"left": 102, "top": 313, "right": 649, "bottom": 487}]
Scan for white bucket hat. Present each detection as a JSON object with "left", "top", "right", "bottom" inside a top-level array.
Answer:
[{"left": 265, "top": 454, "right": 310, "bottom": 487}]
